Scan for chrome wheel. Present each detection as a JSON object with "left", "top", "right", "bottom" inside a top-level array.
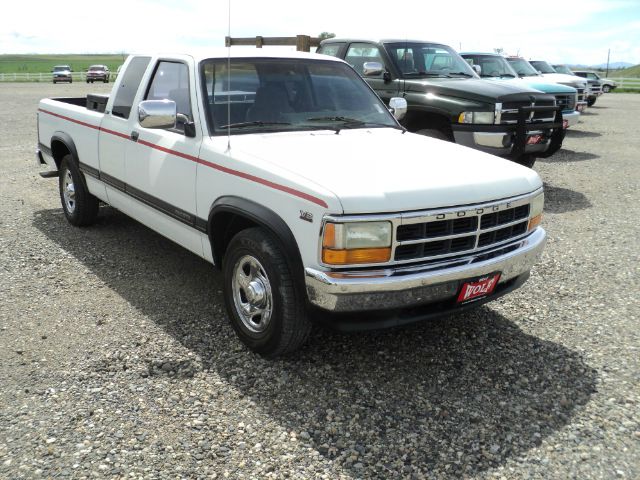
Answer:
[
  {"left": 231, "top": 254, "right": 273, "bottom": 333},
  {"left": 62, "top": 169, "right": 76, "bottom": 214}
]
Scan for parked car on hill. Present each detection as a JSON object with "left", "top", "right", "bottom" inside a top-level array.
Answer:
[
  {"left": 461, "top": 52, "right": 581, "bottom": 127},
  {"left": 35, "top": 50, "right": 547, "bottom": 355},
  {"left": 318, "top": 38, "right": 566, "bottom": 168},
  {"left": 51, "top": 65, "right": 72, "bottom": 84},
  {"left": 86, "top": 65, "right": 110, "bottom": 83}
]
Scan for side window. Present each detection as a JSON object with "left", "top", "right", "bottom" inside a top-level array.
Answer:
[
  {"left": 345, "top": 43, "right": 384, "bottom": 76},
  {"left": 111, "top": 56, "right": 151, "bottom": 119},
  {"left": 145, "top": 61, "right": 192, "bottom": 130},
  {"left": 317, "top": 43, "right": 344, "bottom": 58}
]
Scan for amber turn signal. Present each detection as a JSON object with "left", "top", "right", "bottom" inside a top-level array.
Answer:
[
  {"left": 528, "top": 213, "right": 542, "bottom": 231},
  {"left": 322, "top": 247, "right": 391, "bottom": 265}
]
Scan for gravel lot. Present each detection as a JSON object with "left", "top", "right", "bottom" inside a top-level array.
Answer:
[{"left": 0, "top": 83, "right": 638, "bottom": 479}]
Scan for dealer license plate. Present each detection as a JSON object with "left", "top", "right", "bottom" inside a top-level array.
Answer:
[
  {"left": 457, "top": 273, "right": 501, "bottom": 304},
  {"left": 526, "top": 134, "right": 543, "bottom": 145}
]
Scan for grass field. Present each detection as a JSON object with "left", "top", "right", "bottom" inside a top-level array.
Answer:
[{"left": 0, "top": 54, "right": 127, "bottom": 73}]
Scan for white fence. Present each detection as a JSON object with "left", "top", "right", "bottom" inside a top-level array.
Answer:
[
  {"left": 0, "top": 72, "right": 116, "bottom": 82},
  {"left": 608, "top": 78, "right": 640, "bottom": 90}
]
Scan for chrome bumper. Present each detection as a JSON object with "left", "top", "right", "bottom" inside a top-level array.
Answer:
[
  {"left": 563, "top": 110, "right": 580, "bottom": 127},
  {"left": 305, "top": 227, "right": 546, "bottom": 312}
]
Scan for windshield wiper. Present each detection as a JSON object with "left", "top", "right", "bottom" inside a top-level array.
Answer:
[
  {"left": 404, "top": 71, "right": 451, "bottom": 77},
  {"left": 499, "top": 74, "right": 516, "bottom": 78},
  {"left": 219, "top": 120, "right": 291, "bottom": 129},
  {"left": 306, "top": 116, "right": 404, "bottom": 133},
  {"left": 448, "top": 72, "right": 474, "bottom": 77}
]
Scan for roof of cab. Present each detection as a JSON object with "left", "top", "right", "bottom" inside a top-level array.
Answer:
[
  {"left": 320, "top": 38, "right": 446, "bottom": 46},
  {"left": 129, "top": 48, "right": 345, "bottom": 63}
]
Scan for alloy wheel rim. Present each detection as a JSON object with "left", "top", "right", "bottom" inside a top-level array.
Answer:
[
  {"left": 63, "top": 169, "right": 76, "bottom": 213},
  {"left": 231, "top": 255, "right": 273, "bottom": 333}
]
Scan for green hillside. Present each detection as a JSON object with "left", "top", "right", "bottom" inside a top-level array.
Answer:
[
  {"left": 616, "top": 64, "right": 640, "bottom": 78},
  {"left": 0, "top": 54, "right": 127, "bottom": 73}
]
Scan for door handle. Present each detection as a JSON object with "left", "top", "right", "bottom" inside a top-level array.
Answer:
[{"left": 130, "top": 131, "right": 139, "bottom": 142}]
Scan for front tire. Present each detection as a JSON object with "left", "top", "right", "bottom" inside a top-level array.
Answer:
[
  {"left": 59, "top": 155, "right": 99, "bottom": 226},
  {"left": 415, "top": 128, "right": 451, "bottom": 141},
  {"left": 515, "top": 154, "right": 537, "bottom": 168},
  {"left": 602, "top": 85, "right": 610, "bottom": 93},
  {"left": 587, "top": 97, "right": 596, "bottom": 107},
  {"left": 222, "top": 228, "right": 311, "bottom": 357}
]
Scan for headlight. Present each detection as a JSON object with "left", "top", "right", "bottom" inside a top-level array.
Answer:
[
  {"left": 458, "top": 111, "right": 495, "bottom": 124},
  {"left": 322, "top": 221, "right": 392, "bottom": 265},
  {"left": 528, "top": 192, "right": 544, "bottom": 231}
]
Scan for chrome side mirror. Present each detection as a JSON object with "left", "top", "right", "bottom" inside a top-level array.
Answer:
[
  {"left": 138, "top": 100, "right": 176, "bottom": 129},
  {"left": 472, "top": 64, "right": 481, "bottom": 75},
  {"left": 362, "top": 61, "right": 384, "bottom": 76},
  {"left": 389, "top": 97, "right": 407, "bottom": 121}
]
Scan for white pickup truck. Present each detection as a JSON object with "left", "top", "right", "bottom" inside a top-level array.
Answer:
[{"left": 36, "top": 50, "right": 546, "bottom": 356}]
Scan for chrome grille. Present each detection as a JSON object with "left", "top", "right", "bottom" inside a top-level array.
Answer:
[
  {"left": 394, "top": 202, "right": 531, "bottom": 263},
  {"left": 555, "top": 94, "right": 576, "bottom": 111},
  {"left": 499, "top": 99, "right": 556, "bottom": 124},
  {"left": 576, "top": 88, "right": 585, "bottom": 102}
]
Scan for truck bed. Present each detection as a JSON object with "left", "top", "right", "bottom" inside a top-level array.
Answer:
[{"left": 50, "top": 94, "right": 110, "bottom": 113}]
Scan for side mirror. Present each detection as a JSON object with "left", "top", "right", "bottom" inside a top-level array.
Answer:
[
  {"left": 389, "top": 97, "right": 407, "bottom": 121},
  {"left": 362, "top": 61, "right": 384, "bottom": 77},
  {"left": 138, "top": 100, "right": 176, "bottom": 129},
  {"left": 472, "top": 65, "right": 481, "bottom": 75}
]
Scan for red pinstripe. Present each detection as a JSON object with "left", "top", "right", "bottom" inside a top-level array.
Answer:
[{"left": 38, "top": 108, "right": 329, "bottom": 208}]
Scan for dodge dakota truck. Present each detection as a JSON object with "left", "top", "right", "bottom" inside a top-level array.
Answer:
[
  {"left": 460, "top": 52, "right": 582, "bottom": 127},
  {"left": 36, "top": 51, "right": 546, "bottom": 356},
  {"left": 317, "top": 38, "right": 565, "bottom": 168}
]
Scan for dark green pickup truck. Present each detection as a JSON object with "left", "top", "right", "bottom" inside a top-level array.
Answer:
[{"left": 317, "top": 39, "right": 565, "bottom": 167}]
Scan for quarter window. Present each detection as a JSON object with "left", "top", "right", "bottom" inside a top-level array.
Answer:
[{"left": 111, "top": 56, "right": 151, "bottom": 119}]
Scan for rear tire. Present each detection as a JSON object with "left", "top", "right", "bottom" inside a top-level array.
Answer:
[
  {"left": 59, "top": 155, "right": 99, "bottom": 226},
  {"left": 222, "top": 227, "right": 311, "bottom": 357}
]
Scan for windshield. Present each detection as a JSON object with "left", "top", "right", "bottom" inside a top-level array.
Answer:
[
  {"left": 200, "top": 58, "right": 399, "bottom": 135},
  {"left": 385, "top": 42, "right": 477, "bottom": 78},
  {"left": 53, "top": 66, "right": 69, "bottom": 72},
  {"left": 553, "top": 65, "right": 574, "bottom": 75},
  {"left": 506, "top": 58, "right": 540, "bottom": 77},
  {"left": 89, "top": 66, "right": 103, "bottom": 71},
  {"left": 461, "top": 54, "right": 517, "bottom": 78},
  {"left": 530, "top": 61, "right": 556, "bottom": 74}
]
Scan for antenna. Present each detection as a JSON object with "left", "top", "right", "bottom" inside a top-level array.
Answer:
[{"left": 226, "top": 0, "right": 232, "bottom": 153}]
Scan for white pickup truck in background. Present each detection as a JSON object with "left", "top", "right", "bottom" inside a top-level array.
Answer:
[{"left": 36, "top": 50, "right": 546, "bottom": 356}]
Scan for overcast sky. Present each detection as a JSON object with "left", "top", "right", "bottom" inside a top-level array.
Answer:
[{"left": 2, "top": 0, "right": 639, "bottom": 65}]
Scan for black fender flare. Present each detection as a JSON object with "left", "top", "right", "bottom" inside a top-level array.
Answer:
[
  {"left": 208, "top": 196, "right": 306, "bottom": 291},
  {"left": 50, "top": 132, "right": 93, "bottom": 191},
  {"left": 51, "top": 131, "right": 80, "bottom": 167}
]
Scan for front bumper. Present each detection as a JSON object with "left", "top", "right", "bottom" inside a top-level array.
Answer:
[
  {"left": 563, "top": 110, "right": 580, "bottom": 127},
  {"left": 305, "top": 227, "right": 546, "bottom": 313},
  {"left": 452, "top": 106, "right": 564, "bottom": 160}
]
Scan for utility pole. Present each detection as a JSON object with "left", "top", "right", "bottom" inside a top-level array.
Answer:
[{"left": 606, "top": 48, "right": 610, "bottom": 76}]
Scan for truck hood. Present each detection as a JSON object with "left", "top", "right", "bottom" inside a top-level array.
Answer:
[
  {"left": 539, "top": 73, "right": 587, "bottom": 88},
  {"left": 403, "top": 77, "right": 543, "bottom": 104},
  {"left": 485, "top": 77, "right": 576, "bottom": 94},
  {"left": 231, "top": 129, "right": 542, "bottom": 214}
]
